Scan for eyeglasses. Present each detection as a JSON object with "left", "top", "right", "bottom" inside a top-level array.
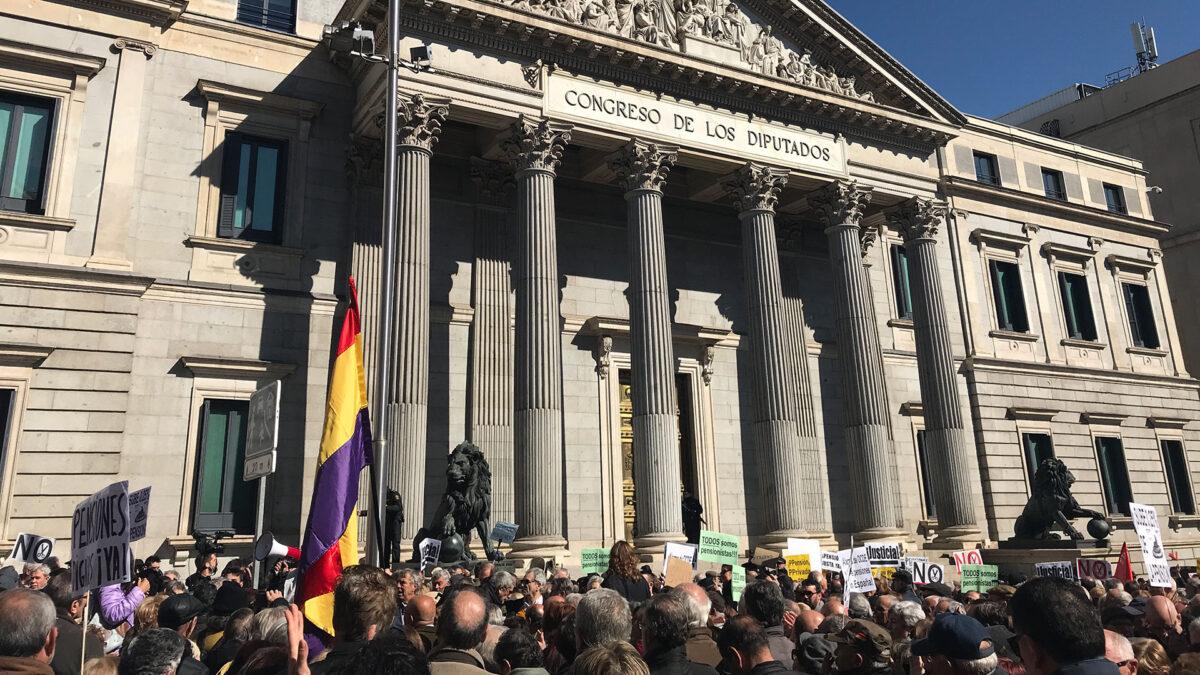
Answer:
[{"left": 1113, "top": 661, "right": 1132, "bottom": 669}]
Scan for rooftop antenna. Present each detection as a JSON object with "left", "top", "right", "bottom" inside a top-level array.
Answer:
[{"left": 1131, "top": 21, "right": 1159, "bottom": 74}]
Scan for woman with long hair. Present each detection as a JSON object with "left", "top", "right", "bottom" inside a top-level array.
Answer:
[{"left": 601, "top": 541, "right": 651, "bottom": 603}]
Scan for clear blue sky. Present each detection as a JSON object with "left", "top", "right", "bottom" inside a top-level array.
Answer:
[{"left": 827, "top": 1, "right": 1200, "bottom": 118}]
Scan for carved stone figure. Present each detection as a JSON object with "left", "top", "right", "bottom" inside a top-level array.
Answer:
[
  {"left": 411, "top": 441, "right": 497, "bottom": 562},
  {"left": 1013, "top": 458, "right": 1107, "bottom": 541},
  {"left": 580, "top": 0, "right": 613, "bottom": 29}
]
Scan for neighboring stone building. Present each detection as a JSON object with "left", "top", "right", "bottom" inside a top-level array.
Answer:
[
  {"left": 0, "top": 0, "right": 1196, "bottom": 568},
  {"left": 1001, "top": 49, "right": 1200, "bottom": 380}
]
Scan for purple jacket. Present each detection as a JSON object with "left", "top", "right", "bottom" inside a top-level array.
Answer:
[{"left": 99, "top": 584, "right": 145, "bottom": 628}]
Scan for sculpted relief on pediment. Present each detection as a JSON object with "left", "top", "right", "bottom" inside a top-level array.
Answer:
[{"left": 504, "top": 0, "right": 875, "bottom": 102}]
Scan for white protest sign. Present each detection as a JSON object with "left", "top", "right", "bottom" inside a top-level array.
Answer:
[
  {"left": 9, "top": 533, "right": 55, "bottom": 564},
  {"left": 1035, "top": 561, "right": 1076, "bottom": 580},
  {"left": 71, "top": 481, "right": 132, "bottom": 594},
  {"left": 418, "top": 538, "right": 442, "bottom": 572},
  {"left": 908, "top": 560, "right": 944, "bottom": 585},
  {"left": 952, "top": 549, "right": 983, "bottom": 571},
  {"left": 128, "top": 487, "right": 151, "bottom": 542},
  {"left": 663, "top": 542, "right": 698, "bottom": 573},
  {"left": 786, "top": 538, "right": 821, "bottom": 557},
  {"left": 821, "top": 551, "right": 842, "bottom": 572},
  {"left": 848, "top": 546, "right": 876, "bottom": 593},
  {"left": 864, "top": 542, "right": 901, "bottom": 568},
  {"left": 1076, "top": 558, "right": 1112, "bottom": 580},
  {"left": 1130, "top": 502, "right": 1171, "bottom": 588},
  {"left": 902, "top": 556, "right": 929, "bottom": 569}
]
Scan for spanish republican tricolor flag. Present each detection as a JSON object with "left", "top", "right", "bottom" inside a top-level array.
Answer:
[{"left": 297, "top": 276, "right": 373, "bottom": 640}]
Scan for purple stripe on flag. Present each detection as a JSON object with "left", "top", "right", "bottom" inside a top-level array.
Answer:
[{"left": 299, "top": 407, "right": 372, "bottom": 572}]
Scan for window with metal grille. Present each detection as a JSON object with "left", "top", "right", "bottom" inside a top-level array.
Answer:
[
  {"left": 988, "top": 259, "right": 1029, "bottom": 332},
  {"left": 1095, "top": 436, "right": 1133, "bottom": 517},
  {"left": 0, "top": 92, "right": 55, "bottom": 215},
  {"left": 973, "top": 152, "right": 1000, "bottom": 186},
  {"left": 219, "top": 132, "right": 287, "bottom": 244},
  {"left": 1161, "top": 440, "right": 1194, "bottom": 515},
  {"left": 192, "top": 399, "right": 259, "bottom": 533},
  {"left": 236, "top": 0, "right": 297, "bottom": 32},
  {"left": 1022, "top": 433, "right": 1055, "bottom": 485},
  {"left": 916, "top": 429, "right": 936, "bottom": 519},
  {"left": 1042, "top": 168, "right": 1067, "bottom": 201},
  {"left": 1121, "top": 282, "right": 1159, "bottom": 349},
  {"left": 1058, "top": 271, "right": 1097, "bottom": 341},
  {"left": 1103, "top": 183, "right": 1127, "bottom": 214},
  {"left": 890, "top": 244, "right": 913, "bottom": 320}
]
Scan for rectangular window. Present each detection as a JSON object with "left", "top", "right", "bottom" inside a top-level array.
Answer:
[
  {"left": 1161, "top": 440, "right": 1195, "bottom": 515},
  {"left": 1022, "top": 433, "right": 1056, "bottom": 485},
  {"left": 1057, "top": 271, "right": 1098, "bottom": 341},
  {"left": 988, "top": 259, "right": 1029, "bottom": 332},
  {"left": 1121, "top": 282, "right": 1160, "bottom": 349},
  {"left": 236, "top": 0, "right": 296, "bottom": 32},
  {"left": 1042, "top": 168, "right": 1067, "bottom": 200},
  {"left": 0, "top": 92, "right": 55, "bottom": 215},
  {"left": 219, "top": 132, "right": 287, "bottom": 244},
  {"left": 973, "top": 152, "right": 1000, "bottom": 186},
  {"left": 1103, "top": 183, "right": 1127, "bottom": 214},
  {"left": 192, "top": 399, "right": 258, "bottom": 534},
  {"left": 916, "top": 429, "right": 937, "bottom": 519},
  {"left": 1095, "top": 436, "right": 1133, "bottom": 517},
  {"left": 890, "top": 244, "right": 913, "bottom": 320}
]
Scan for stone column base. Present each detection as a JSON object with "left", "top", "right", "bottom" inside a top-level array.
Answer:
[
  {"left": 758, "top": 530, "right": 837, "bottom": 549},
  {"left": 634, "top": 530, "right": 687, "bottom": 557},
  {"left": 509, "top": 535, "right": 568, "bottom": 560},
  {"left": 932, "top": 525, "right": 984, "bottom": 545},
  {"left": 852, "top": 527, "right": 908, "bottom": 543}
]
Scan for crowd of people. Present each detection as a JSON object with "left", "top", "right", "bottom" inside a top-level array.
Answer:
[{"left": 4, "top": 540, "right": 1200, "bottom": 675}]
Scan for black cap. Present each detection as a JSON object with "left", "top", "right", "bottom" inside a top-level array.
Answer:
[
  {"left": 211, "top": 580, "right": 248, "bottom": 614},
  {"left": 826, "top": 619, "right": 893, "bottom": 658},
  {"left": 1102, "top": 605, "right": 1144, "bottom": 624},
  {"left": 911, "top": 614, "right": 995, "bottom": 660},
  {"left": 159, "top": 593, "right": 206, "bottom": 629}
]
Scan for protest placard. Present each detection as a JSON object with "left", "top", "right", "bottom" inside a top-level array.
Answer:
[
  {"left": 952, "top": 550, "right": 983, "bottom": 571},
  {"left": 752, "top": 547, "right": 780, "bottom": 566},
  {"left": 489, "top": 522, "right": 519, "bottom": 544},
  {"left": 786, "top": 538, "right": 821, "bottom": 557},
  {"left": 731, "top": 565, "right": 746, "bottom": 602},
  {"left": 960, "top": 564, "right": 998, "bottom": 593},
  {"left": 1076, "top": 558, "right": 1112, "bottom": 580},
  {"left": 1035, "top": 561, "right": 1076, "bottom": 580},
  {"left": 838, "top": 549, "right": 852, "bottom": 580},
  {"left": 1130, "top": 502, "right": 1171, "bottom": 588},
  {"left": 908, "top": 561, "right": 944, "bottom": 585},
  {"left": 581, "top": 548, "right": 608, "bottom": 575},
  {"left": 664, "top": 542, "right": 698, "bottom": 573},
  {"left": 865, "top": 542, "right": 901, "bottom": 568},
  {"left": 128, "top": 487, "right": 151, "bottom": 542},
  {"left": 418, "top": 538, "right": 441, "bottom": 572},
  {"left": 664, "top": 556, "right": 694, "bottom": 587},
  {"left": 848, "top": 547, "right": 876, "bottom": 593},
  {"left": 786, "top": 554, "right": 812, "bottom": 580},
  {"left": 874, "top": 566, "right": 897, "bottom": 581},
  {"left": 698, "top": 530, "right": 740, "bottom": 566},
  {"left": 71, "top": 481, "right": 132, "bottom": 594},
  {"left": 493, "top": 559, "right": 518, "bottom": 575},
  {"left": 901, "top": 556, "right": 929, "bottom": 570},
  {"left": 822, "top": 551, "right": 842, "bottom": 572},
  {"left": 9, "top": 533, "right": 55, "bottom": 564}
]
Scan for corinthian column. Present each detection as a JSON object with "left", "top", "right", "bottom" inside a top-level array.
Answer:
[
  {"left": 725, "top": 164, "right": 827, "bottom": 544},
  {"left": 502, "top": 116, "right": 572, "bottom": 556},
  {"left": 391, "top": 94, "right": 448, "bottom": 540},
  {"left": 810, "top": 181, "right": 903, "bottom": 539},
  {"left": 610, "top": 139, "right": 686, "bottom": 551},
  {"left": 888, "top": 198, "right": 980, "bottom": 542}
]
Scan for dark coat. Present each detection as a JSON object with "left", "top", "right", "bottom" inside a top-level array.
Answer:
[
  {"left": 50, "top": 616, "right": 102, "bottom": 675},
  {"left": 176, "top": 654, "right": 210, "bottom": 675},
  {"left": 749, "top": 661, "right": 794, "bottom": 675},
  {"left": 310, "top": 641, "right": 365, "bottom": 675},
  {"left": 684, "top": 626, "right": 722, "bottom": 668},
  {"left": 762, "top": 625, "right": 793, "bottom": 668},
  {"left": 602, "top": 574, "right": 651, "bottom": 604},
  {"left": 644, "top": 645, "right": 720, "bottom": 675}
]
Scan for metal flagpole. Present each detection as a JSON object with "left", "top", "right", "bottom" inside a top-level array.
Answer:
[{"left": 368, "top": 0, "right": 401, "bottom": 568}]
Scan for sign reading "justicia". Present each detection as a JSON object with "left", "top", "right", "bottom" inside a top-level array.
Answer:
[{"left": 545, "top": 73, "right": 847, "bottom": 176}]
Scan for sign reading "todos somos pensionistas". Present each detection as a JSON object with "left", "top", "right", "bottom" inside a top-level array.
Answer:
[{"left": 546, "top": 74, "right": 847, "bottom": 176}]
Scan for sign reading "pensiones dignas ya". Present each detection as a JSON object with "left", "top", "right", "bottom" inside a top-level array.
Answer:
[{"left": 545, "top": 74, "right": 847, "bottom": 176}]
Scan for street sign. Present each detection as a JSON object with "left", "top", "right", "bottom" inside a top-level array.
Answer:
[
  {"left": 244, "top": 451, "right": 277, "bottom": 482},
  {"left": 246, "top": 381, "right": 281, "bottom": 459}
]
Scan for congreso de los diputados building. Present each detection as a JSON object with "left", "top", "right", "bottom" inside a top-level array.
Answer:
[{"left": 1, "top": 0, "right": 1198, "bottom": 570}]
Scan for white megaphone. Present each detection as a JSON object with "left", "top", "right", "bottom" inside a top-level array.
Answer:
[{"left": 255, "top": 532, "right": 301, "bottom": 561}]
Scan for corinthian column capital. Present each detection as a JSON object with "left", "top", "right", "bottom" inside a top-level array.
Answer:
[
  {"left": 396, "top": 93, "right": 450, "bottom": 151},
  {"left": 811, "top": 180, "right": 873, "bottom": 229},
  {"left": 724, "top": 163, "right": 789, "bottom": 214},
  {"left": 502, "top": 115, "right": 573, "bottom": 175},
  {"left": 470, "top": 157, "right": 515, "bottom": 206},
  {"left": 609, "top": 139, "right": 678, "bottom": 193},
  {"left": 889, "top": 197, "right": 948, "bottom": 243}
]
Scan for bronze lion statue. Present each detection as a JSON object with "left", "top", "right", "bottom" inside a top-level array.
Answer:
[
  {"left": 1013, "top": 458, "right": 1105, "bottom": 540},
  {"left": 411, "top": 441, "right": 496, "bottom": 561}
]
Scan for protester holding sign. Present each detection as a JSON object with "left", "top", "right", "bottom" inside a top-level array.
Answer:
[{"left": 601, "top": 540, "right": 651, "bottom": 603}]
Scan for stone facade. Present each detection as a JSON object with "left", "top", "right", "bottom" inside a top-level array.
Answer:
[{"left": 0, "top": 0, "right": 1196, "bottom": 571}]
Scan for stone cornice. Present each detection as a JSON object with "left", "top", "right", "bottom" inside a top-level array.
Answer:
[
  {"left": 1148, "top": 417, "right": 1189, "bottom": 430},
  {"left": 48, "top": 0, "right": 187, "bottom": 27},
  {"left": 963, "top": 356, "right": 1200, "bottom": 391},
  {"left": 0, "top": 260, "right": 153, "bottom": 297},
  {"left": 1007, "top": 407, "right": 1058, "bottom": 422},
  {"left": 1104, "top": 254, "right": 1157, "bottom": 278},
  {"left": 196, "top": 80, "right": 325, "bottom": 120},
  {"left": 179, "top": 356, "right": 297, "bottom": 380},
  {"left": 0, "top": 39, "right": 107, "bottom": 78},
  {"left": 581, "top": 316, "right": 738, "bottom": 347},
  {"left": 942, "top": 176, "right": 1170, "bottom": 239},
  {"left": 1041, "top": 242, "right": 1098, "bottom": 266},
  {"left": 0, "top": 343, "right": 55, "bottom": 368}
]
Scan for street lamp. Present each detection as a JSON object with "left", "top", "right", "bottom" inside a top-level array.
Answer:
[{"left": 323, "top": 10, "right": 433, "bottom": 568}]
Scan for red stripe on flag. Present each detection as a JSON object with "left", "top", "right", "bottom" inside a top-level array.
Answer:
[
  {"left": 336, "top": 277, "right": 363, "bottom": 355},
  {"left": 300, "top": 540, "right": 344, "bottom": 603}
]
